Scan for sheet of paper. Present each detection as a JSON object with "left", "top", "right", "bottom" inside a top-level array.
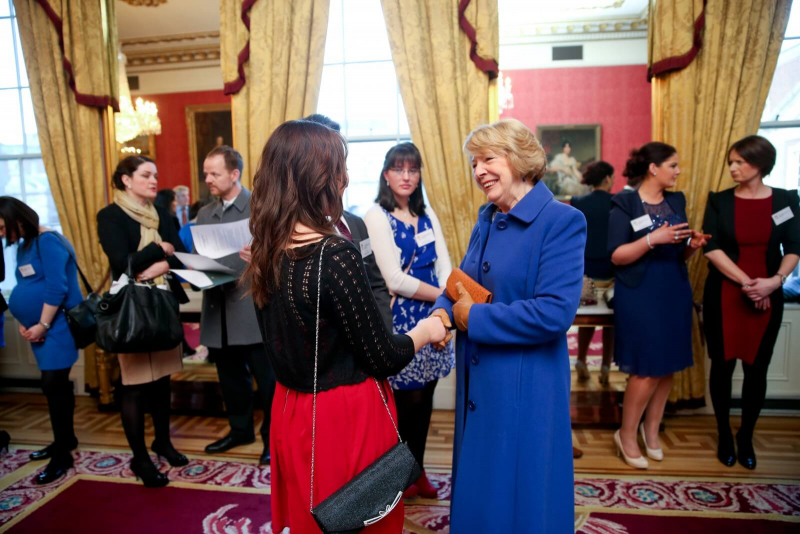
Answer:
[
  {"left": 170, "top": 269, "right": 237, "bottom": 289},
  {"left": 174, "top": 252, "right": 238, "bottom": 275},
  {"left": 191, "top": 219, "right": 252, "bottom": 259}
]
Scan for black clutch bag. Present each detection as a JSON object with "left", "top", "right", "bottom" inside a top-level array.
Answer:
[
  {"left": 95, "top": 260, "right": 183, "bottom": 354},
  {"left": 309, "top": 239, "right": 421, "bottom": 533}
]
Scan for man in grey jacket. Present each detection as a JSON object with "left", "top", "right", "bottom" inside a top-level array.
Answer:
[{"left": 196, "top": 146, "right": 274, "bottom": 465}]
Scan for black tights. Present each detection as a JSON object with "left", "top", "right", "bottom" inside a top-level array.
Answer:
[
  {"left": 120, "top": 376, "right": 173, "bottom": 459},
  {"left": 394, "top": 380, "right": 437, "bottom": 470},
  {"left": 41, "top": 368, "right": 76, "bottom": 453},
  {"left": 709, "top": 356, "right": 771, "bottom": 441}
]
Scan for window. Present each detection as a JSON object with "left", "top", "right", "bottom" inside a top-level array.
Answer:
[
  {"left": 0, "top": 0, "right": 62, "bottom": 293},
  {"left": 759, "top": 3, "right": 800, "bottom": 193},
  {"left": 317, "top": 0, "right": 412, "bottom": 217}
]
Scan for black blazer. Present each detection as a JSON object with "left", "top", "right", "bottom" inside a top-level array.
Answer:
[
  {"left": 0, "top": 243, "right": 7, "bottom": 313},
  {"left": 343, "top": 211, "right": 393, "bottom": 331},
  {"left": 571, "top": 190, "right": 613, "bottom": 260},
  {"left": 703, "top": 187, "right": 800, "bottom": 279},
  {"left": 97, "top": 203, "right": 187, "bottom": 281},
  {"left": 608, "top": 190, "right": 689, "bottom": 288}
]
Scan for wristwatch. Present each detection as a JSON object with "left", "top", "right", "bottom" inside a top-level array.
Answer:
[
  {"left": 38, "top": 321, "right": 51, "bottom": 330},
  {"left": 779, "top": 274, "right": 788, "bottom": 286}
]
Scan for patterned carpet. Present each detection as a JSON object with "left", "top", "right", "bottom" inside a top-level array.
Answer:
[{"left": 0, "top": 449, "right": 797, "bottom": 533}]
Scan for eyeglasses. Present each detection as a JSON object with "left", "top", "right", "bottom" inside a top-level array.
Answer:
[{"left": 390, "top": 167, "right": 420, "bottom": 176}]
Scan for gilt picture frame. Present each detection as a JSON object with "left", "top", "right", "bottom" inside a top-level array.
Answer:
[{"left": 186, "top": 103, "right": 233, "bottom": 202}]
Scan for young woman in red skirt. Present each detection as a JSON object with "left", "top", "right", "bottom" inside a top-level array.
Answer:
[{"left": 243, "top": 120, "right": 448, "bottom": 533}]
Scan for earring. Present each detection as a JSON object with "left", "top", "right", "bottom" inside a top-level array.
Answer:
[{"left": 651, "top": 171, "right": 657, "bottom": 176}]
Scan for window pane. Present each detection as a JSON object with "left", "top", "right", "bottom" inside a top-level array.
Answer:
[
  {"left": 343, "top": 140, "right": 398, "bottom": 215},
  {"left": 398, "top": 89, "right": 410, "bottom": 136},
  {"left": 324, "top": 0, "right": 344, "bottom": 65},
  {"left": 344, "top": 62, "right": 398, "bottom": 136},
  {"left": 1, "top": 242, "right": 18, "bottom": 295},
  {"left": 0, "top": 159, "right": 21, "bottom": 195},
  {"left": 342, "top": 0, "right": 392, "bottom": 62},
  {"left": 0, "top": 88, "right": 23, "bottom": 154},
  {"left": 0, "top": 19, "right": 18, "bottom": 88},
  {"left": 786, "top": 2, "right": 800, "bottom": 38},
  {"left": 22, "top": 158, "right": 48, "bottom": 193},
  {"left": 21, "top": 88, "right": 39, "bottom": 153},
  {"left": 25, "top": 193, "right": 61, "bottom": 229},
  {"left": 14, "top": 19, "right": 27, "bottom": 87},
  {"left": 0, "top": 0, "right": 10, "bottom": 17},
  {"left": 759, "top": 127, "right": 800, "bottom": 191},
  {"left": 317, "top": 65, "right": 346, "bottom": 131},
  {"left": 761, "top": 40, "right": 800, "bottom": 122}
]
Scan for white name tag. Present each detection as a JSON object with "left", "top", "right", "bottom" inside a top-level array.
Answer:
[
  {"left": 772, "top": 206, "right": 795, "bottom": 226},
  {"left": 18, "top": 264, "right": 35, "bottom": 277},
  {"left": 415, "top": 228, "right": 435, "bottom": 247},
  {"left": 631, "top": 214, "right": 654, "bottom": 232},
  {"left": 359, "top": 238, "right": 373, "bottom": 258}
]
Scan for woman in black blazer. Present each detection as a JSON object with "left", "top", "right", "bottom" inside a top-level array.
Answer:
[
  {"left": 570, "top": 161, "right": 615, "bottom": 384},
  {"left": 703, "top": 135, "right": 800, "bottom": 470},
  {"left": 97, "top": 156, "right": 189, "bottom": 488}
]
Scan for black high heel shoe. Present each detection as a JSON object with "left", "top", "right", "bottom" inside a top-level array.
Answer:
[
  {"left": 717, "top": 431, "right": 736, "bottom": 467},
  {"left": 151, "top": 440, "right": 189, "bottom": 467},
  {"left": 736, "top": 433, "right": 757, "bottom": 470},
  {"left": 130, "top": 457, "right": 169, "bottom": 488},
  {"left": 34, "top": 453, "right": 73, "bottom": 485}
]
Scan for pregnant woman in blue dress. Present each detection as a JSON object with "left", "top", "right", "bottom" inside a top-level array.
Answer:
[
  {"left": 608, "top": 143, "right": 708, "bottom": 469},
  {"left": 0, "top": 197, "right": 82, "bottom": 484},
  {"left": 364, "top": 142, "right": 454, "bottom": 498}
]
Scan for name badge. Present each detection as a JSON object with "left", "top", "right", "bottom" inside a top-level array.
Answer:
[
  {"left": 19, "top": 264, "right": 35, "bottom": 277},
  {"left": 415, "top": 228, "right": 435, "bottom": 247},
  {"left": 631, "top": 214, "right": 654, "bottom": 232},
  {"left": 359, "top": 238, "right": 373, "bottom": 258},
  {"left": 772, "top": 206, "right": 795, "bottom": 226}
]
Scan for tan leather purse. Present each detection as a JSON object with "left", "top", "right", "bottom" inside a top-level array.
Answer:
[{"left": 445, "top": 268, "right": 493, "bottom": 304}]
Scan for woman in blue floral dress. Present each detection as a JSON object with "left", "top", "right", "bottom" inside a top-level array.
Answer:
[{"left": 365, "top": 142, "right": 454, "bottom": 498}]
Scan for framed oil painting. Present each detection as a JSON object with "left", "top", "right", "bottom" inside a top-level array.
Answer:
[
  {"left": 118, "top": 134, "right": 156, "bottom": 161},
  {"left": 537, "top": 124, "right": 601, "bottom": 201},
  {"left": 186, "top": 103, "right": 233, "bottom": 202}
]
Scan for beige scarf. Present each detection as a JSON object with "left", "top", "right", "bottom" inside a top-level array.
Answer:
[{"left": 114, "top": 190, "right": 163, "bottom": 251}]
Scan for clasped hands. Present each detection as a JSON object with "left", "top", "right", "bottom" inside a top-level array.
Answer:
[
  {"left": 741, "top": 275, "right": 781, "bottom": 311},
  {"left": 20, "top": 323, "right": 46, "bottom": 343},
  {"left": 428, "top": 282, "right": 474, "bottom": 349}
]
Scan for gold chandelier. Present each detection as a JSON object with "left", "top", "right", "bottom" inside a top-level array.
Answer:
[{"left": 115, "top": 51, "right": 161, "bottom": 143}]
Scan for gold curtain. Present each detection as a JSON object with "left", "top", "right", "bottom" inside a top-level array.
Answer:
[
  {"left": 380, "top": 0, "right": 499, "bottom": 262},
  {"left": 650, "top": 0, "right": 792, "bottom": 406},
  {"left": 14, "top": 0, "right": 119, "bottom": 391},
  {"left": 220, "top": 0, "right": 330, "bottom": 186}
]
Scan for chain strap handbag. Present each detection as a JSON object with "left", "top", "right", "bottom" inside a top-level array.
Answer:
[{"left": 309, "top": 238, "right": 421, "bottom": 533}]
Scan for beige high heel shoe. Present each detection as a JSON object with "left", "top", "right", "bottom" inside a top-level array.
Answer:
[
  {"left": 614, "top": 430, "right": 648, "bottom": 469},
  {"left": 575, "top": 359, "right": 591, "bottom": 380},
  {"left": 639, "top": 424, "right": 664, "bottom": 461}
]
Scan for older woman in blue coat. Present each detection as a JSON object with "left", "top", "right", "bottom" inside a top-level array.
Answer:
[{"left": 431, "top": 119, "right": 586, "bottom": 533}]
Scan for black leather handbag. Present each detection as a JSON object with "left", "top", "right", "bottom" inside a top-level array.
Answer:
[
  {"left": 308, "top": 239, "right": 421, "bottom": 533},
  {"left": 95, "top": 260, "right": 183, "bottom": 354}
]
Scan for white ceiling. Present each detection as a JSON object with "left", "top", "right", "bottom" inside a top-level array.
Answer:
[{"left": 116, "top": 0, "right": 648, "bottom": 42}]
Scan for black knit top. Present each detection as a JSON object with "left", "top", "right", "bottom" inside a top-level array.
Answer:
[{"left": 255, "top": 236, "right": 415, "bottom": 393}]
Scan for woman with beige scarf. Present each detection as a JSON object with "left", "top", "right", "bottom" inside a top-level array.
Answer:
[{"left": 97, "top": 156, "right": 189, "bottom": 488}]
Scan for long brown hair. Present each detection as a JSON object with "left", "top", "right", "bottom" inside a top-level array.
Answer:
[{"left": 244, "top": 120, "right": 348, "bottom": 307}]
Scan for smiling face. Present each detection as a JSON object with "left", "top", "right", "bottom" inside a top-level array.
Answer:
[
  {"left": 648, "top": 152, "right": 681, "bottom": 189},
  {"left": 121, "top": 161, "right": 158, "bottom": 202},
  {"left": 472, "top": 151, "right": 523, "bottom": 212},
  {"left": 728, "top": 149, "right": 762, "bottom": 184},
  {"left": 383, "top": 161, "right": 421, "bottom": 203}
]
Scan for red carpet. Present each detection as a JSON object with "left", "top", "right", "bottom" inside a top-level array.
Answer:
[
  {"left": 579, "top": 512, "right": 799, "bottom": 533},
  {"left": 5, "top": 478, "right": 268, "bottom": 533}
]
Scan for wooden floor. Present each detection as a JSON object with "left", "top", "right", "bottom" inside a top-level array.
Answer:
[{"left": 1, "top": 392, "right": 798, "bottom": 480}]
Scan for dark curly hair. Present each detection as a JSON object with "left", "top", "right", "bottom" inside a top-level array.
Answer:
[
  {"left": 582, "top": 161, "right": 614, "bottom": 187},
  {"left": 112, "top": 156, "right": 154, "bottom": 191},
  {"left": 623, "top": 142, "right": 677, "bottom": 187}
]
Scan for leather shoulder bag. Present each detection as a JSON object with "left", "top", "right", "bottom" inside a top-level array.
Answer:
[{"left": 309, "top": 238, "right": 421, "bottom": 533}]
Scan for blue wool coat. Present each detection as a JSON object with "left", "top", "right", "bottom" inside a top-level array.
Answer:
[{"left": 433, "top": 181, "right": 586, "bottom": 533}]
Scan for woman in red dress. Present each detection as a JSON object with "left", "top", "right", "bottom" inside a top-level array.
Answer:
[
  {"left": 243, "top": 120, "right": 447, "bottom": 533},
  {"left": 703, "top": 136, "right": 800, "bottom": 469}
]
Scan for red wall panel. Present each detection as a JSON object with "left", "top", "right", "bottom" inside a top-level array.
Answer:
[
  {"left": 137, "top": 90, "right": 230, "bottom": 193},
  {"left": 501, "top": 65, "right": 652, "bottom": 192}
]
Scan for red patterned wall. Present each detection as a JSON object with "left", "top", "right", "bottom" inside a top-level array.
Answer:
[
  {"left": 138, "top": 90, "right": 230, "bottom": 193},
  {"left": 501, "top": 65, "right": 652, "bottom": 192}
]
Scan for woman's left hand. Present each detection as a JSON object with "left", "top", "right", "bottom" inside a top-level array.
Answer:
[
  {"left": 688, "top": 229, "right": 711, "bottom": 250},
  {"left": 742, "top": 276, "right": 781, "bottom": 301},
  {"left": 22, "top": 323, "right": 46, "bottom": 343},
  {"left": 137, "top": 260, "right": 170, "bottom": 282},
  {"left": 453, "top": 282, "right": 474, "bottom": 331},
  {"left": 754, "top": 297, "right": 771, "bottom": 311}
]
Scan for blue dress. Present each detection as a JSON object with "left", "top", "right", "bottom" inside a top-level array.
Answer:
[
  {"left": 385, "top": 210, "right": 454, "bottom": 390},
  {"left": 7, "top": 232, "right": 83, "bottom": 371},
  {"left": 610, "top": 196, "right": 694, "bottom": 377}
]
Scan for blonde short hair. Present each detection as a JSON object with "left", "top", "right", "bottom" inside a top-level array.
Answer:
[
  {"left": 464, "top": 119, "right": 547, "bottom": 183},
  {"left": 173, "top": 185, "right": 189, "bottom": 194}
]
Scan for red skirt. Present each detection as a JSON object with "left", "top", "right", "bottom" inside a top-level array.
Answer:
[{"left": 270, "top": 379, "right": 405, "bottom": 534}]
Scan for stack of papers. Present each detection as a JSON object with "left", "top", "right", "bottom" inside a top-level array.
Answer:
[{"left": 170, "top": 220, "right": 252, "bottom": 290}]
